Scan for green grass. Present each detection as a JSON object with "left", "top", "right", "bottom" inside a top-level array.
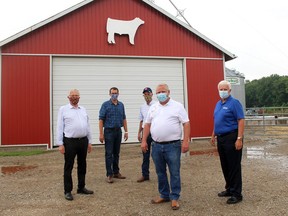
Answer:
[{"left": 0, "top": 150, "right": 47, "bottom": 157}]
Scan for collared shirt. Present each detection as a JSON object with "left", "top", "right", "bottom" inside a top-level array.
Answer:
[
  {"left": 57, "top": 103, "right": 92, "bottom": 145},
  {"left": 99, "top": 100, "right": 126, "bottom": 128},
  {"left": 213, "top": 96, "right": 244, "bottom": 135},
  {"left": 139, "top": 100, "right": 156, "bottom": 128},
  {"left": 145, "top": 99, "right": 189, "bottom": 142}
]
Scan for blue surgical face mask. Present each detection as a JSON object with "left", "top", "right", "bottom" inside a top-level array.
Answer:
[
  {"left": 111, "top": 93, "right": 119, "bottom": 100},
  {"left": 219, "top": 90, "right": 229, "bottom": 99},
  {"left": 156, "top": 93, "right": 168, "bottom": 102}
]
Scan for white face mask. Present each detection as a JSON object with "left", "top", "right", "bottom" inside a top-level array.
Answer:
[{"left": 219, "top": 90, "right": 229, "bottom": 99}]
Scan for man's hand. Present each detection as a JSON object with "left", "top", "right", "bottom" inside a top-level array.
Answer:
[
  {"left": 210, "top": 136, "right": 216, "bottom": 146},
  {"left": 141, "top": 141, "right": 148, "bottom": 153},
  {"left": 181, "top": 140, "right": 189, "bottom": 153},
  {"left": 124, "top": 133, "right": 128, "bottom": 141},
  {"left": 88, "top": 144, "right": 92, "bottom": 153},
  {"left": 235, "top": 139, "right": 243, "bottom": 150},
  {"left": 137, "top": 132, "right": 142, "bottom": 142},
  {"left": 99, "top": 134, "right": 104, "bottom": 143},
  {"left": 59, "top": 145, "right": 65, "bottom": 154}
]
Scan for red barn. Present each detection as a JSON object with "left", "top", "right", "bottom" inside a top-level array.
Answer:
[{"left": 0, "top": 0, "right": 235, "bottom": 149}]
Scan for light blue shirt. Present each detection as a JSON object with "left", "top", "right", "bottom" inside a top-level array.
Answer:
[{"left": 57, "top": 104, "right": 92, "bottom": 145}]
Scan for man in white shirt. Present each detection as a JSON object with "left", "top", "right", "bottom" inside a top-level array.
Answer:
[
  {"left": 137, "top": 87, "right": 156, "bottom": 182},
  {"left": 57, "top": 89, "right": 93, "bottom": 201},
  {"left": 141, "top": 83, "right": 190, "bottom": 210}
]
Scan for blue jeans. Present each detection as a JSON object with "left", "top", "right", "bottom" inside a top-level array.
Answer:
[
  {"left": 142, "top": 134, "right": 152, "bottom": 177},
  {"left": 151, "top": 140, "right": 181, "bottom": 200},
  {"left": 104, "top": 128, "right": 122, "bottom": 177}
]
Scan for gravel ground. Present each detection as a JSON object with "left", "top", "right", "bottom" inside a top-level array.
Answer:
[{"left": 0, "top": 126, "right": 287, "bottom": 216}]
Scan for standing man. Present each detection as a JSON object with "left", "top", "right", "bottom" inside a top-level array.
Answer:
[
  {"left": 211, "top": 80, "right": 245, "bottom": 204},
  {"left": 57, "top": 89, "right": 94, "bottom": 201},
  {"left": 137, "top": 87, "right": 156, "bottom": 183},
  {"left": 141, "top": 83, "right": 190, "bottom": 210},
  {"left": 99, "top": 87, "right": 128, "bottom": 183}
]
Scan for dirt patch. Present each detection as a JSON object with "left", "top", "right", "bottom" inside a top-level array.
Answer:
[{"left": 0, "top": 127, "right": 287, "bottom": 216}]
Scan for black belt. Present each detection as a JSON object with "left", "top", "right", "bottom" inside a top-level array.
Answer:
[
  {"left": 217, "top": 130, "right": 237, "bottom": 137},
  {"left": 105, "top": 127, "right": 121, "bottom": 130},
  {"left": 155, "top": 140, "right": 180, "bottom": 144},
  {"left": 65, "top": 136, "right": 87, "bottom": 140}
]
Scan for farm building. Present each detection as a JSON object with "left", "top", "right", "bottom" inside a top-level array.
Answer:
[
  {"left": 225, "top": 68, "right": 246, "bottom": 111},
  {"left": 0, "top": 0, "right": 236, "bottom": 149}
]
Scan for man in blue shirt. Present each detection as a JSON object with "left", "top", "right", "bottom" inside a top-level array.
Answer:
[
  {"left": 99, "top": 87, "right": 128, "bottom": 183},
  {"left": 211, "top": 80, "right": 245, "bottom": 204}
]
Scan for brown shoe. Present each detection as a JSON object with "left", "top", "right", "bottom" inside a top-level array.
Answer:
[
  {"left": 113, "top": 173, "right": 126, "bottom": 179},
  {"left": 151, "top": 197, "right": 170, "bottom": 204},
  {"left": 137, "top": 176, "right": 149, "bottom": 183},
  {"left": 171, "top": 200, "right": 180, "bottom": 210},
  {"left": 106, "top": 176, "right": 113, "bottom": 183}
]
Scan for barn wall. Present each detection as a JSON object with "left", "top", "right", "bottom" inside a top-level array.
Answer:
[
  {"left": 1, "top": 56, "right": 50, "bottom": 146},
  {"left": 186, "top": 58, "right": 224, "bottom": 137},
  {"left": 0, "top": 0, "right": 230, "bottom": 146},
  {"left": 1, "top": 0, "right": 222, "bottom": 59}
]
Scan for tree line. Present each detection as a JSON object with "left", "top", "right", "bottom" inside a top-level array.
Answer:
[{"left": 245, "top": 74, "right": 288, "bottom": 107}]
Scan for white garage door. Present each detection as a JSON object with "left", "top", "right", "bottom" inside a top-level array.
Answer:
[{"left": 52, "top": 57, "right": 184, "bottom": 146}]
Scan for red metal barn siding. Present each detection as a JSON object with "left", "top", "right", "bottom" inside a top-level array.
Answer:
[
  {"left": 2, "top": 0, "right": 222, "bottom": 60},
  {"left": 1, "top": 56, "right": 50, "bottom": 146},
  {"left": 186, "top": 59, "right": 224, "bottom": 137},
  {"left": 0, "top": 0, "right": 230, "bottom": 144}
]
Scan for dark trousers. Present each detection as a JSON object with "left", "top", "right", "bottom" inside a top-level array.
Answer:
[
  {"left": 63, "top": 136, "right": 88, "bottom": 193},
  {"left": 142, "top": 134, "right": 152, "bottom": 177},
  {"left": 217, "top": 131, "right": 243, "bottom": 197},
  {"left": 104, "top": 128, "right": 122, "bottom": 177}
]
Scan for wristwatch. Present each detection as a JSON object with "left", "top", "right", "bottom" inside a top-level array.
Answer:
[{"left": 237, "top": 137, "right": 242, "bottom": 140}]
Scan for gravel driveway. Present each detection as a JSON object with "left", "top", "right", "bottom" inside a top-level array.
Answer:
[{"left": 0, "top": 126, "right": 287, "bottom": 216}]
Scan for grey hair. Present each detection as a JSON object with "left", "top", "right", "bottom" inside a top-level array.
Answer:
[
  {"left": 156, "top": 83, "right": 170, "bottom": 91},
  {"left": 218, "top": 80, "right": 231, "bottom": 90},
  {"left": 68, "top": 89, "right": 80, "bottom": 96}
]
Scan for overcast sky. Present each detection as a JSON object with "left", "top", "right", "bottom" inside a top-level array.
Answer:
[{"left": 0, "top": 0, "right": 287, "bottom": 81}]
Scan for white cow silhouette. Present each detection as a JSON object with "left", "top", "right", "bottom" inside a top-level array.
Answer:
[{"left": 106, "top": 17, "right": 145, "bottom": 45}]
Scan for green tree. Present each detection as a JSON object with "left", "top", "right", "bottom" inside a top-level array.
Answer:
[{"left": 245, "top": 74, "right": 288, "bottom": 107}]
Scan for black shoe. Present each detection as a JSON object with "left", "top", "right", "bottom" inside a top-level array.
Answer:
[
  {"left": 77, "top": 188, "right": 94, "bottom": 195},
  {"left": 218, "top": 190, "right": 232, "bottom": 197},
  {"left": 227, "top": 196, "right": 243, "bottom": 204},
  {"left": 65, "top": 192, "right": 73, "bottom": 201}
]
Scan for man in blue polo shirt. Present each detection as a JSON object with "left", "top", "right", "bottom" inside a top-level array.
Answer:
[
  {"left": 211, "top": 80, "right": 245, "bottom": 204},
  {"left": 99, "top": 87, "right": 128, "bottom": 183}
]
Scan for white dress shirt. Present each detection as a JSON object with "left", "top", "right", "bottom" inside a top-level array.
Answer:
[{"left": 57, "top": 104, "right": 92, "bottom": 145}]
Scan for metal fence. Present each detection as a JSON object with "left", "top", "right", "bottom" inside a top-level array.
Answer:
[{"left": 245, "top": 107, "right": 288, "bottom": 137}]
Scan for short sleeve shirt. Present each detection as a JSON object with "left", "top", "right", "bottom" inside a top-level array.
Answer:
[
  {"left": 145, "top": 99, "right": 189, "bottom": 142},
  {"left": 213, "top": 96, "right": 244, "bottom": 135}
]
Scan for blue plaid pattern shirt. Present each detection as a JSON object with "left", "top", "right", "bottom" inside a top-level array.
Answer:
[{"left": 99, "top": 100, "right": 126, "bottom": 128}]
